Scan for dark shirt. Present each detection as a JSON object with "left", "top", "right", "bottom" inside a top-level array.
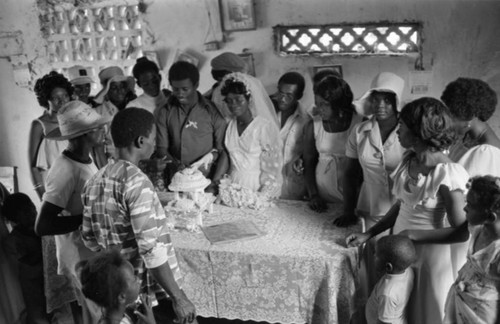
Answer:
[
  {"left": 155, "top": 92, "right": 227, "bottom": 165},
  {"left": 10, "top": 226, "right": 43, "bottom": 266}
]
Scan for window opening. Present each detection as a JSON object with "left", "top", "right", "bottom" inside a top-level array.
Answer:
[
  {"left": 274, "top": 22, "right": 422, "bottom": 56},
  {"left": 40, "top": 4, "right": 143, "bottom": 77}
]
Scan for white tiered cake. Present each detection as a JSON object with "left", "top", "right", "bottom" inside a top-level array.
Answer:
[{"left": 164, "top": 167, "right": 215, "bottom": 232}]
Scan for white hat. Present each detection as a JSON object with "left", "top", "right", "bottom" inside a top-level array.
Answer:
[
  {"left": 45, "top": 100, "right": 111, "bottom": 140},
  {"left": 354, "top": 72, "right": 405, "bottom": 116},
  {"left": 67, "top": 65, "right": 94, "bottom": 85},
  {"left": 94, "top": 66, "right": 135, "bottom": 104}
]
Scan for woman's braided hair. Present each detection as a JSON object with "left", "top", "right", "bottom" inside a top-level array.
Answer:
[{"left": 400, "top": 97, "right": 456, "bottom": 151}]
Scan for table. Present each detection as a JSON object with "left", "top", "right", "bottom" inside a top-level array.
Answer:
[{"left": 169, "top": 200, "right": 360, "bottom": 324}]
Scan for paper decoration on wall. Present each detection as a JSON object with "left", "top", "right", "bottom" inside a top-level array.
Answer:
[
  {"left": 10, "top": 54, "right": 31, "bottom": 88},
  {"left": 409, "top": 70, "right": 433, "bottom": 95},
  {"left": 0, "top": 31, "right": 23, "bottom": 57}
]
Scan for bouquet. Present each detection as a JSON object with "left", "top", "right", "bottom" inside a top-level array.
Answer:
[{"left": 218, "top": 178, "right": 274, "bottom": 210}]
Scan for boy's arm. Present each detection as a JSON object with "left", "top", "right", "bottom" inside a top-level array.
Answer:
[
  {"left": 149, "top": 264, "right": 196, "bottom": 323},
  {"left": 127, "top": 175, "right": 196, "bottom": 322},
  {"left": 35, "top": 201, "right": 82, "bottom": 236}
]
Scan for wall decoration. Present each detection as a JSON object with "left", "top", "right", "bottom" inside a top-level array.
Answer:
[
  {"left": 220, "top": 0, "right": 256, "bottom": 32},
  {"left": 238, "top": 53, "right": 255, "bottom": 76},
  {"left": 312, "top": 64, "right": 343, "bottom": 78}
]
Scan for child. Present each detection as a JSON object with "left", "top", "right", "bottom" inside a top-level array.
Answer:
[
  {"left": 78, "top": 249, "right": 156, "bottom": 324},
  {"left": 365, "top": 235, "right": 416, "bottom": 324},
  {"left": 2, "top": 192, "right": 50, "bottom": 324},
  {"left": 443, "top": 175, "right": 500, "bottom": 324}
]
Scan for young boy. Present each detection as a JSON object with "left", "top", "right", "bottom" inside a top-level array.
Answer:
[
  {"left": 35, "top": 100, "right": 110, "bottom": 324},
  {"left": 2, "top": 193, "right": 50, "bottom": 324},
  {"left": 126, "top": 56, "right": 171, "bottom": 115},
  {"left": 364, "top": 235, "right": 416, "bottom": 324},
  {"left": 81, "top": 108, "right": 196, "bottom": 324}
]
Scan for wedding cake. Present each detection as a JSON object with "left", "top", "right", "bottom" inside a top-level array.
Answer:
[{"left": 164, "top": 167, "right": 215, "bottom": 232}]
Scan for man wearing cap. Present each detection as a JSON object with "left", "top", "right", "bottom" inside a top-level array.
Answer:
[
  {"left": 35, "top": 100, "right": 110, "bottom": 324},
  {"left": 270, "top": 71, "right": 309, "bottom": 200},
  {"left": 67, "top": 65, "right": 98, "bottom": 108},
  {"left": 156, "top": 61, "right": 228, "bottom": 192},
  {"left": 205, "top": 52, "right": 247, "bottom": 120},
  {"left": 94, "top": 66, "right": 136, "bottom": 166}
]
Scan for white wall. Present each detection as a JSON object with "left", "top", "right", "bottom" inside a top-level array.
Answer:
[{"left": 1, "top": 0, "right": 500, "bottom": 204}]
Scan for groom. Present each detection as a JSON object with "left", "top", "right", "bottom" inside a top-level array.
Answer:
[{"left": 155, "top": 61, "right": 228, "bottom": 192}]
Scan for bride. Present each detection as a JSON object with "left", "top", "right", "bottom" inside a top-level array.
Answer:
[{"left": 220, "top": 72, "right": 283, "bottom": 198}]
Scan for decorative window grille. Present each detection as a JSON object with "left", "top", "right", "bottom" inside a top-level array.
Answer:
[
  {"left": 274, "top": 22, "right": 422, "bottom": 56},
  {"left": 41, "top": 4, "right": 143, "bottom": 76}
]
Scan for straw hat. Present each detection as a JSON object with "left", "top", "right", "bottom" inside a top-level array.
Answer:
[
  {"left": 354, "top": 72, "right": 405, "bottom": 116},
  {"left": 45, "top": 100, "right": 112, "bottom": 140},
  {"left": 67, "top": 65, "right": 94, "bottom": 85},
  {"left": 94, "top": 66, "right": 135, "bottom": 104}
]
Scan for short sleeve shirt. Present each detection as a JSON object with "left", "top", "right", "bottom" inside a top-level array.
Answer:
[
  {"left": 155, "top": 93, "right": 227, "bottom": 165},
  {"left": 81, "top": 159, "right": 181, "bottom": 301},
  {"left": 43, "top": 154, "right": 98, "bottom": 275},
  {"left": 365, "top": 268, "right": 414, "bottom": 324}
]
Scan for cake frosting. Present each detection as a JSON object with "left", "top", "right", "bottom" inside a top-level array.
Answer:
[{"left": 168, "top": 167, "right": 211, "bottom": 192}]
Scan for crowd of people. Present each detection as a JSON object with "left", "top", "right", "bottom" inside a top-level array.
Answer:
[{"left": 1, "top": 51, "right": 500, "bottom": 324}]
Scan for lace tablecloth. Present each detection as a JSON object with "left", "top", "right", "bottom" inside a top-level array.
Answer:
[{"left": 170, "top": 200, "right": 360, "bottom": 324}]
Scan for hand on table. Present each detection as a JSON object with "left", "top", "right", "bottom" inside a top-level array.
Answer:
[
  {"left": 346, "top": 232, "right": 371, "bottom": 248},
  {"left": 308, "top": 195, "right": 327, "bottom": 213},
  {"left": 334, "top": 214, "right": 358, "bottom": 227},
  {"left": 135, "top": 294, "right": 157, "bottom": 324},
  {"left": 172, "top": 291, "right": 196, "bottom": 324}
]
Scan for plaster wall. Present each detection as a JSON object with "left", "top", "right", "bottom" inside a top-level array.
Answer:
[{"left": 1, "top": 0, "right": 500, "bottom": 204}]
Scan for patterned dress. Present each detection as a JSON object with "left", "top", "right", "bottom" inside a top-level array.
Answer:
[{"left": 443, "top": 225, "right": 500, "bottom": 324}]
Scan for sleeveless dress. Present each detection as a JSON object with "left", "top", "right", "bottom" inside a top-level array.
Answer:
[
  {"left": 391, "top": 154, "right": 469, "bottom": 324},
  {"left": 225, "top": 116, "right": 283, "bottom": 197},
  {"left": 443, "top": 225, "right": 500, "bottom": 324},
  {"left": 313, "top": 114, "right": 362, "bottom": 202}
]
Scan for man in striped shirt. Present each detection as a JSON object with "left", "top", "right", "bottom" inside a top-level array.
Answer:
[{"left": 81, "top": 108, "right": 196, "bottom": 323}]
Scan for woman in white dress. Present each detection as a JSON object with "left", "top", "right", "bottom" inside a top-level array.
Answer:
[
  {"left": 442, "top": 77, "right": 500, "bottom": 275},
  {"left": 335, "top": 73, "right": 406, "bottom": 304},
  {"left": 29, "top": 71, "right": 72, "bottom": 200},
  {"left": 220, "top": 72, "right": 283, "bottom": 198},
  {"left": 303, "top": 75, "right": 362, "bottom": 212},
  {"left": 346, "top": 97, "right": 469, "bottom": 324}
]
